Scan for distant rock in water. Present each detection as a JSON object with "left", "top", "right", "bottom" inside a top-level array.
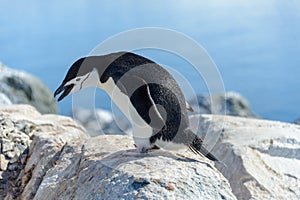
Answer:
[
  {"left": 73, "top": 92, "right": 256, "bottom": 137},
  {"left": 72, "top": 108, "right": 132, "bottom": 136},
  {"left": 0, "top": 92, "right": 12, "bottom": 105},
  {"left": 0, "top": 62, "right": 57, "bottom": 114},
  {"left": 190, "top": 92, "right": 257, "bottom": 118},
  {"left": 294, "top": 118, "right": 300, "bottom": 125}
]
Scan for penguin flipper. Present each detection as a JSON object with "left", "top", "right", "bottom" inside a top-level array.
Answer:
[{"left": 116, "top": 75, "right": 166, "bottom": 130}]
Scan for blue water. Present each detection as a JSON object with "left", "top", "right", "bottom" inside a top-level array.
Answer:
[{"left": 0, "top": 0, "right": 299, "bottom": 122}]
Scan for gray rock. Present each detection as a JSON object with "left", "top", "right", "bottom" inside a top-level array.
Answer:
[
  {"left": 0, "top": 119, "right": 15, "bottom": 138},
  {"left": 13, "top": 143, "right": 27, "bottom": 156},
  {"left": 0, "top": 104, "right": 87, "bottom": 199},
  {"left": 0, "top": 107, "right": 37, "bottom": 172},
  {"left": 5, "top": 151, "right": 16, "bottom": 159},
  {"left": 0, "top": 154, "right": 9, "bottom": 171},
  {"left": 0, "top": 118, "right": 14, "bottom": 128},
  {"left": 1, "top": 138, "right": 14, "bottom": 152},
  {"left": 74, "top": 92, "right": 256, "bottom": 137},
  {"left": 3, "top": 103, "right": 300, "bottom": 199},
  {"left": 73, "top": 108, "right": 132, "bottom": 136},
  {"left": 0, "top": 93, "right": 12, "bottom": 105},
  {"left": 25, "top": 134, "right": 236, "bottom": 200},
  {"left": 0, "top": 62, "right": 58, "bottom": 114},
  {"left": 190, "top": 114, "right": 300, "bottom": 200},
  {"left": 294, "top": 118, "right": 300, "bottom": 125},
  {"left": 190, "top": 92, "right": 257, "bottom": 118},
  {"left": 0, "top": 104, "right": 236, "bottom": 200}
]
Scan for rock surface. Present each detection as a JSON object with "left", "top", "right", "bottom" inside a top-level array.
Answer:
[
  {"left": 1, "top": 105, "right": 236, "bottom": 200},
  {"left": 4, "top": 104, "right": 299, "bottom": 200},
  {"left": 0, "top": 62, "right": 58, "bottom": 114},
  {"left": 30, "top": 135, "right": 235, "bottom": 200},
  {"left": 0, "top": 93, "right": 12, "bottom": 105},
  {"left": 0, "top": 104, "right": 86, "bottom": 199},
  {"left": 190, "top": 114, "right": 300, "bottom": 200},
  {"left": 190, "top": 92, "right": 257, "bottom": 118}
]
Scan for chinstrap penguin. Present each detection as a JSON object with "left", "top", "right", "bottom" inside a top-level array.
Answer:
[{"left": 54, "top": 52, "right": 220, "bottom": 162}]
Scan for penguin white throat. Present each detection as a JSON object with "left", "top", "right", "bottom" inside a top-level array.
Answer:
[
  {"left": 64, "top": 68, "right": 101, "bottom": 94},
  {"left": 68, "top": 68, "right": 154, "bottom": 149}
]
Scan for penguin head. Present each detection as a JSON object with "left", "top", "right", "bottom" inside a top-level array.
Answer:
[{"left": 54, "top": 57, "right": 99, "bottom": 101}]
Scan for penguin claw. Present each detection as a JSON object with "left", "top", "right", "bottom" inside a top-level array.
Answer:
[{"left": 139, "top": 147, "right": 148, "bottom": 153}]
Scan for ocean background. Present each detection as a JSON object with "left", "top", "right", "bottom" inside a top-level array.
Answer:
[{"left": 0, "top": 0, "right": 299, "bottom": 122}]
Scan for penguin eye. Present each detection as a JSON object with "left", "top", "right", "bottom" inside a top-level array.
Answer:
[{"left": 75, "top": 78, "right": 81, "bottom": 82}]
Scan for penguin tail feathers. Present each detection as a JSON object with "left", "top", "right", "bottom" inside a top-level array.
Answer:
[
  {"left": 186, "top": 130, "right": 225, "bottom": 166},
  {"left": 189, "top": 138, "right": 218, "bottom": 161}
]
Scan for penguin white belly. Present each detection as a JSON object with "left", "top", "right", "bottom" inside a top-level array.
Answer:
[{"left": 98, "top": 77, "right": 153, "bottom": 148}]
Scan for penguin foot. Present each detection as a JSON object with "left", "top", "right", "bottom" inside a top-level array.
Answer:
[
  {"left": 122, "top": 146, "right": 149, "bottom": 157},
  {"left": 133, "top": 144, "right": 160, "bottom": 152}
]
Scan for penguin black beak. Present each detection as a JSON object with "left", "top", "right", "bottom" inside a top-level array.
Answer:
[{"left": 54, "top": 84, "right": 74, "bottom": 102}]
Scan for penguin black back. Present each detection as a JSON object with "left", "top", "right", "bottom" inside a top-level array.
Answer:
[{"left": 54, "top": 51, "right": 220, "bottom": 162}]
